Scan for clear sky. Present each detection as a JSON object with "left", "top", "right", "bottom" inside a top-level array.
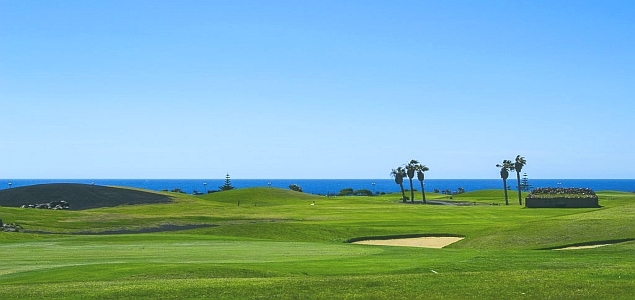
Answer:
[{"left": 1, "top": 1, "right": 634, "bottom": 179}]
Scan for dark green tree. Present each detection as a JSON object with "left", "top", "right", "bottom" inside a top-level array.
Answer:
[
  {"left": 390, "top": 167, "right": 408, "bottom": 202},
  {"left": 416, "top": 164, "right": 430, "bottom": 204},
  {"left": 496, "top": 159, "right": 514, "bottom": 205},
  {"left": 338, "top": 188, "right": 354, "bottom": 196},
  {"left": 219, "top": 173, "right": 235, "bottom": 191},
  {"left": 353, "top": 189, "right": 373, "bottom": 196},
  {"left": 514, "top": 155, "right": 527, "bottom": 205},
  {"left": 520, "top": 173, "right": 532, "bottom": 192},
  {"left": 405, "top": 160, "right": 420, "bottom": 203},
  {"left": 289, "top": 184, "right": 303, "bottom": 192}
]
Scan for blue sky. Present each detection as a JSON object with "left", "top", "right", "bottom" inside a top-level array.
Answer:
[{"left": 1, "top": 1, "right": 634, "bottom": 179}]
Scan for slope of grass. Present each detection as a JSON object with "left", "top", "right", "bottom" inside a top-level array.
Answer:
[
  {"left": 0, "top": 183, "right": 173, "bottom": 210},
  {"left": 1, "top": 186, "right": 635, "bottom": 299}
]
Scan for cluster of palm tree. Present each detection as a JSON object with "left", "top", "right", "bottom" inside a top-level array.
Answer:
[
  {"left": 496, "top": 155, "right": 527, "bottom": 205},
  {"left": 390, "top": 159, "right": 429, "bottom": 204}
]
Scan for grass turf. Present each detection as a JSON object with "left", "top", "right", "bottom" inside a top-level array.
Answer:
[{"left": 1, "top": 186, "right": 634, "bottom": 299}]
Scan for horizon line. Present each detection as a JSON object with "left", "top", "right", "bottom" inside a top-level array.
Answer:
[{"left": 1, "top": 178, "right": 633, "bottom": 181}]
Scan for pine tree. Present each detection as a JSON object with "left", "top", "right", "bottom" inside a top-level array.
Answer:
[
  {"left": 520, "top": 173, "right": 532, "bottom": 192},
  {"left": 219, "top": 173, "right": 235, "bottom": 191}
]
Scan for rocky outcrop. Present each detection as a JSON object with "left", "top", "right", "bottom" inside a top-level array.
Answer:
[
  {"left": 21, "top": 200, "right": 70, "bottom": 210},
  {"left": 1, "top": 222, "right": 22, "bottom": 232}
]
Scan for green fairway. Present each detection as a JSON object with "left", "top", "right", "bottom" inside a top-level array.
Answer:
[{"left": 1, "top": 187, "right": 635, "bottom": 299}]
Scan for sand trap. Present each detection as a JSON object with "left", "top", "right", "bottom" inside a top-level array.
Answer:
[
  {"left": 555, "top": 244, "right": 611, "bottom": 250},
  {"left": 353, "top": 237, "right": 464, "bottom": 248}
]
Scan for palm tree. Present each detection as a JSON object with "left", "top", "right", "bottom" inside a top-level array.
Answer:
[
  {"left": 390, "top": 167, "right": 408, "bottom": 203},
  {"left": 514, "top": 155, "right": 527, "bottom": 205},
  {"left": 416, "top": 164, "right": 430, "bottom": 204},
  {"left": 496, "top": 160, "right": 514, "bottom": 205},
  {"left": 405, "top": 160, "right": 419, "bottom": 203}
]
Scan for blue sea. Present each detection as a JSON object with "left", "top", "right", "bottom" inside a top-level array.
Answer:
[{"left": 2, "top": 179, "right": 634, "bottom": 195}]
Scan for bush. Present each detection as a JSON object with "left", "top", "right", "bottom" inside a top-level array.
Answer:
[
  {"left": 289, "top": 184, "right": 303, "bottom": 192},
  {"left": 354, "top": 189, "right": 373, "bottom": 196},
  {"left": 526, "top": 187, "right": 597, "bottom": 199},
  {"left": 338, "top": 188, "right": 373, "bottom": 196},
  {"left": 338, "top": 188, "right": 354, "bottom": 196}
]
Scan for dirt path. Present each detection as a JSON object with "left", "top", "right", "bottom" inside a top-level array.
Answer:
[{"left": 353, "top": 237, "right": 464, "bottom": 248}]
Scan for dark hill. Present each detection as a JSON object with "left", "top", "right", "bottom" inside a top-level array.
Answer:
[{"left": 0, "top": 183, "right": 172, "bottom": 210}]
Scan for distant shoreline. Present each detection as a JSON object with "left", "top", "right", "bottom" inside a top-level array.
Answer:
[{"left": 2, "top": 179, "right": 633, "bottom": 195}]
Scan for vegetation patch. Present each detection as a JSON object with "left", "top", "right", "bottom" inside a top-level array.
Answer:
[
  {"left": 527, "top": 188, "right": 598, "bottom": 199},
  {"left": 525, "top": 187, "right": 600, "bottom": 208}
]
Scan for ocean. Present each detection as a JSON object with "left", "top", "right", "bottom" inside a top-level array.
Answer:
[{"left": 2, "top": 179, "right": 634, "bottom": 195}]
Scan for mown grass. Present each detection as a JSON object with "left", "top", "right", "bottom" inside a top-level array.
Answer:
[{"left": 1, "top": 187, "right": 635, "bottom": 299}]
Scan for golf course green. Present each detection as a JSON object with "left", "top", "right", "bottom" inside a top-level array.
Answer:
[{"left": 1, "top": 184, "right": 634, "bottom": 299}]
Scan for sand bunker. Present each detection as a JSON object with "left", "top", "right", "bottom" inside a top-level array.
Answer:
[
  {"left": 353, "top": 237, "right": 464, "bottom": 248},
  {"left": 555, "top": 244, "right": 611, "bottom": 250},
  {"left": 552, "top": 239, "right": 635, "bottom": 250}
]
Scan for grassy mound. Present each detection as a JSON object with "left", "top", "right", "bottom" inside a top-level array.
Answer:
[
  {"left": 201, "top": 187, "right": 321, "bottom": 205},
  {"left": 1, "top": 188, "right": 635, "bottom": 299},
  {"left": 0, "top": 183, "right": 172, "bottom": 210}
]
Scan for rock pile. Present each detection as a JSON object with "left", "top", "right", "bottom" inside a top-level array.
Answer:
[
  {"left": 1, "top": 221, "right": 22, "bottom": 232},
  {"left": 21, "top": 200, "right": 70, "bottom": 210}
]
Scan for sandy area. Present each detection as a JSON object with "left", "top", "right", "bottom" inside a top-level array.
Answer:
[
  {"left": 555, "top": 244, "right": 611, "bottom": 250},
  {"left": 353, "top": 237, "right": 464, "bottom": 248}
]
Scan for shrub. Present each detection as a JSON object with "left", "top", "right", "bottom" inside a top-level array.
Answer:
[
  {"left": 526, "top": 187, "right": 597, "bottom": 199},
  {"left": 353, "top": 189, "right": 373, "bottom": 196},
  {"left": 289, "top": 184, "right": 303, "bottom": 192},
  {"left": 339, "top": 188, "right": 354, "bottom": 196}
]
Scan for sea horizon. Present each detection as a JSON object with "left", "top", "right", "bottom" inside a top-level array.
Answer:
[{"left": 2, "top": 179, "right": 634, "bottom": 195}]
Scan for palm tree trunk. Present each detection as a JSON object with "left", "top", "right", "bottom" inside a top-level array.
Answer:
[
  {"left": 419, "top": 181, "right": 426, "bottom": 204},
  {"left": 408, "top": 178, "right": 414, "bottom": 203},
  {"left": 516, "top": 172, "right": 522, "bottom": 205},
  {"left": 399, "top": 184, "right": 407, "bottom": 203},
  {"left": 503, "top": 179, "right": 509, "bottom": 205}
]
